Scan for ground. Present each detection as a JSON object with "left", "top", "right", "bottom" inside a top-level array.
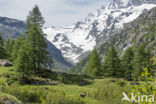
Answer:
[{"left": 0, "top": 66, "right": 131, "bottom": 104}]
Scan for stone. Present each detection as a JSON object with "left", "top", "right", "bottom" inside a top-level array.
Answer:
[{"left": 0, "top": 59, "right": 13, "bottom": 66}]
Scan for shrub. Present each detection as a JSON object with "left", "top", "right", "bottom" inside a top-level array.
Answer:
[{"left": 131, "top": 68, "right": 155, "bottom": 104}]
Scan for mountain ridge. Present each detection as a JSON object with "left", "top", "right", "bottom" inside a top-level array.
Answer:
[
  {"left": 44, "top": 0, "right": 156, "bottom": 63},
  {"left": 70, "top": 6, "right": 156, "bottom": 74},
  {"left": 0, "top": 16, "right": 73, "bottom": 70},
  {"left": 0, "top": 0, "right": 156, "bottom": 70}
]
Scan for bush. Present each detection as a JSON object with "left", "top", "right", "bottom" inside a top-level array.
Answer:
[{"left": 131, "top": 68, "right": 155, "bottom": 104}]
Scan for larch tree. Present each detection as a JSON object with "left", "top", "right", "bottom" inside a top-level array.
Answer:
[
  {"left": 11, "top": 35, "right": 24, "bottom": 61},
  {"left": 133, "top": 44, "right": 152, "bottom": 80},
  {"left": 16, "top": 5, "right": 52, "bottom": 75},
  {"left": 87, "top": 49, "right": 101, "bottom": 76},
  {"left": 0, "top": 32, "right": 3, "bottom": 45},
  {"left": 0, "top": 33, "right": 6, "bottom": 59},
  {"left": 121, "top": 47, "right": 134, "bottom": 81},
  {"left": 103, "top": 46, "right": 122, "bottom": 78},
  {"left": 15, "top": 41, "right": 33, "bottom": 81},
  {"left": 4, "top": 38, "right": 15, "bottom": 59}
]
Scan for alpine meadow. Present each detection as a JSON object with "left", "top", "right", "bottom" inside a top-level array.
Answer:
[{"left": 0, "top": 0, "right": 156, "bottom": 104}]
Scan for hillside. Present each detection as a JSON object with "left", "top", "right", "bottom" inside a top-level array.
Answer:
[
  {"left": 0, "top": 17, "right": 72, "bottom": 70},
  {"left": 0, "top": 17, "right": 25, "bottom": 40},
  {"left": 99, "top": 7, "right": 156, "bottom": 55},
  {"left": 70, "top": 7, "right": 156, "bottom": 74},
  {"left": 44, "top": 0, "right": 156, "bottom": 63}
]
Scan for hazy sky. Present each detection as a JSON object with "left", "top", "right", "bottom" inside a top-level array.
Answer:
[{"left": 0, "top": 0, "right": 112, "bottom": 27}]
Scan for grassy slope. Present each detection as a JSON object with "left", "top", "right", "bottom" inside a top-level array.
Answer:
[
  {"left": 0, "top": 93, "right": 22, "bottom": 104},
  {"left": 0, "top": 66, "right": 131, "bottom": 104},
  {"left": 0, "top": 66, "right": 17, "bottom": 83}
]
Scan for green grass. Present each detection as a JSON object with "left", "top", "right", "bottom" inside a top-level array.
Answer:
[
  {"left": 0, "top": 66, "right": 15, "bottom": 74},
  {"left": 0, "top": 93, "right": 21, "bottom": 104},
  {"left": 0, "top": 66, "right": 18, "bottom": 84},
  {"left": 3, "top": 79, "right": 130, "bottom": 104},
  {"left": 0, "top": 66, "right": 131, "bottom": 104}
]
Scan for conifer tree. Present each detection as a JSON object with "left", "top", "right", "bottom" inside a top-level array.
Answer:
[
  {"left": 17, "top": 5, "right": 52, "bottom": 74},
  {"left": 0, "top": 44, "right": 6, "bottom": 59},
  {"left": 11, "top": 35, "right": 24, "bottom": 61},
  {"left": 87, "top": 49, "right": 101, "bottom": 76},
  {"left": 121, "top": 47, "right": 134, "bottom": 81},
  {"left": 4, "top": 38, "right": 15, "bottom": 59},
  {"left": 0, "top": 33, "right": 3, "bottom": 45},
  {"left": 133, "top": 45, "right": 152, "bottom": 80},
  {"left": 103, "top": 46, "right": 121, "bottom": 78},
  {"left": 0, "top": 33, "right": 6, "bottom": 59},
  {"left": 15, "top": 41, "right": 33, "bottom": 80},
  {"left": 26, "top": 5, "right": 45, "bottom": 28}
]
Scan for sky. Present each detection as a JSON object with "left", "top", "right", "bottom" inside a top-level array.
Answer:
[{"left": 0, "top": 0, "right": 112, "bottom": 27}]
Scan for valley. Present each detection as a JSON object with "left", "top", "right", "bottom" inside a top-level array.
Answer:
[{"left": 0, "top": 0, "right": 156, "bottom": 104}]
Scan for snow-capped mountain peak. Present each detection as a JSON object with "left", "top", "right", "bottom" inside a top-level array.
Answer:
[
  {"left": 44, "top": 0, "right": 156, "bottom": 63},
  {"left": 108, "top": 0, "right": 130, "bottom": 9}
]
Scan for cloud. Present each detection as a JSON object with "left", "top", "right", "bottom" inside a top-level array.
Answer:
[{"left": 0, "top": 0, "right": 111, "bottom": 26}]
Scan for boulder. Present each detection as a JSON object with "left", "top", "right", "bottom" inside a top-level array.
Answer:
[{"left": 0, "top": 59, "right": 13, "bottom": 66}]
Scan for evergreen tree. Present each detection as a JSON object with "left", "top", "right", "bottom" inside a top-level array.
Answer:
[
  {"left": 46, "top": 55, "right": 54, "bottom": 70},
  {"left": 26, "top": 5, "right": 45, "bottom": 28},
  {"left": 17, "top": 5, "right": 52, "bottom": 74},
  {"left": 0, "top": 33, "right": 6, "bottom": 59},
  {"left": 133, "top": 45, "right": 152, "bottom": 80},
  {"left": 11, "top": 35, "right": 24, "bottom": 61},
  {"left": 87, "top": 49, "right": 101, "bottom": 76},
  {"left": 0, "top": 44, "right": 6, "bottom": 59},
  {"left": 70, "top": 56, "right": 89, "bottom": 75},
  {"left": 4, "top": 38, "right": 15, "bottom": 59},
  {"left": 103, "top": 46, "right": 121, "bottom": 78},
  {"left": 26, "top": 22, "right": 48, "bottom": 74},
  {"left": 15, "top": 42, "right": 33, "bottom": 81},
  {"left": 0, "top": 32, "right": 3, "bottom": 45},
  {"left": 121, "top": 47, "right": 134, "bottom": 81}
]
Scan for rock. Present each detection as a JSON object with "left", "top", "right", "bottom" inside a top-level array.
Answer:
[{"left": 0, "top": 59, "right": 13, "bottom": 66}]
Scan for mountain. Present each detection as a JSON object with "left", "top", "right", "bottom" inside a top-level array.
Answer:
[
  {"left": 99, "top": 7, "right": 156, "bottom": 55},
  {"left": 0, "top": 17, "right": 72, "bottom": 70},
  {"left": 0, "top": 17, "right": 25, "bottom": 40},
  {"left": 70, "top": 7, "right": 156, "bottom": 74},
  {"left": 0, "top": 0, "right": 155, "bottom": 70},
  {"left": 44, "top": 0, "right": 156, "bottom": 64}
]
